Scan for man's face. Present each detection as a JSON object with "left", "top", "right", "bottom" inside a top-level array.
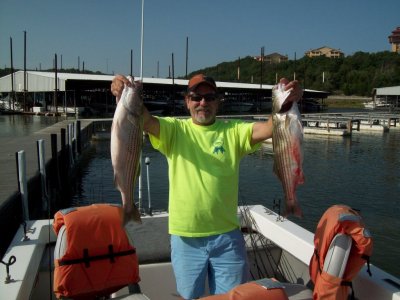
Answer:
[{"left": 185, "top": 84, "right": 219, "bottom": 126}]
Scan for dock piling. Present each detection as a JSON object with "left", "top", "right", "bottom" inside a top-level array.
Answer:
[
  {"left": 51, "top": 134, "right": 61, "bottom": 190},
  {"left": 76, "top": 120, "right": 81, "bottom": 155},
  {"left": 67, "top": 124, "right": 74, "bottom": 166},
  {"left": 36, "top": 140, "right": 48, "bottom": 212},
  {"left": 16, "top": 151, "right": 29, "bottom": 221}
]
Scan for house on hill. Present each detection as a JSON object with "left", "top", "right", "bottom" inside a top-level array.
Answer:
[
  {"left": 388, "top": 26, "right": 400, "bottom": 53},
  {"left": 305, "top": 46, "right": 344, "bottom": 58},
  {"left": 253, "top": 52, "right": 288, "bottom": 63}
]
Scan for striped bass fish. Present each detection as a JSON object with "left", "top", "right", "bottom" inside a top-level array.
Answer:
[
  {"left": 272, "top": 83, "right": 304, "bottom": 217},
  {"left": 111, "top": 76, "right": 143, "bottom": 223}
]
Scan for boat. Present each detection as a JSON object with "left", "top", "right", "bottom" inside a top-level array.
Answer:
[
  {"left": 364, "top": 98, "right": 392, "bottom": 110},
  {"left": 0, "top": 97, "right": 24, "bottom": 114},
  {"left": 1, "top": 205, "right": 399, "bottom": 300}
]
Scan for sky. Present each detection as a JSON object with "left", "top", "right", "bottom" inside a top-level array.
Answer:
[{"left": 0, "top": 0, "right": 399, "bottom": 78}]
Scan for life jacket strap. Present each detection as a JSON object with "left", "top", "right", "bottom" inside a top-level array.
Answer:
[
  {"left": 341, "top": 281, "right": 355, "bottom": 300},
  {"left": 361, "top": 255, "right": 372, "bottom": 276},
  {"left": 313, "top": 248, "right": 322, "bottom": 274},
  {"left": 58, "top": 245, "right": 136, "bottom": 267}
]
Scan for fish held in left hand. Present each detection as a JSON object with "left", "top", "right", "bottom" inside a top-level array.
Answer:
[
  {"left": 272, "top": 82, "right": 305, "bottom": 217},
  {"left": 111, "top": 76, "right": 143, "bottom": 224}
]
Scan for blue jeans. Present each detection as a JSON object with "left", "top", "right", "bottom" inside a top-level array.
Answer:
[{"left": 171, "top": 229, "right": 249, "bottom": 299}]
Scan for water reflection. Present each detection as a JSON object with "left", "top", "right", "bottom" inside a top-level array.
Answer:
[{"left": 0, "top": 114, "right": 60, "bottom": 138}]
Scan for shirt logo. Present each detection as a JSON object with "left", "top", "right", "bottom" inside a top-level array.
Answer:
[{"left": 212, "top": 139, "right": 225, "bottom": 155}]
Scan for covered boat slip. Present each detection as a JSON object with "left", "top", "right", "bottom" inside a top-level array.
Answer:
[
  {"left": 372, "top": 85, "right": 400, "bottom": 110},
  {"left": 1, "top": 206, "right": 399, "bottom": 300},
  {"left": 0, "top": 71, "right": 329, "bottom": 115}
]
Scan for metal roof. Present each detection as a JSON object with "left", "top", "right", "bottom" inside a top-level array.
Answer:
[
  {"left": 0, "top": 71, "right": 115, "bottom": 92},
  {"left": 0, "top": 70, "right": 326, "bottom": 95},
  {"left": 373, "top": 85, "right": 400, "bottom": 96}
]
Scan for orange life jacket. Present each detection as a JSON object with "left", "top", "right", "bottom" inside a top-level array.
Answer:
[
  {"left": 309, "top": 204, "right": 373, "bottom": 300},
  {"left": 201, "top": 279, "right": 289, "bottom": 300},
  {"left": 53, "top": 204, "right": 140, "bottom": 299}
]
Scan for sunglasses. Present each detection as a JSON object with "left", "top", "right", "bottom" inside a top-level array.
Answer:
[{"left": 189, "top": 93, "right": 219, "bottom": 102}]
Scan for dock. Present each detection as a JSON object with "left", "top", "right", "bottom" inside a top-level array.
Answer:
[
  {"left": 301, "top": 116, "right": 356, "bottom": 136},
  {"left": 300, "top": 112, "right": 399, "bottom": 135},
  {"left": 0, "top": 118, "right": 107, "bottom": 257},
  {"left": 251, "top": 111, "right": 399, "bottom": 136}
]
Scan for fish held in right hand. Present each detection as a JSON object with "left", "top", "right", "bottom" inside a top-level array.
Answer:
[
  {"left": 111, "top": 76, "right": 143, "bottom": 224},
  {"left": 272, "top": 82, "right": 304, "bottom": 218}
]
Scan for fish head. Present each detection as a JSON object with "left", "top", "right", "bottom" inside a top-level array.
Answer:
[
  {"left": 120, "top": 77, "right": 143, "bottom": 117},
  {"left": 272, "top": 83, "right": 293, "bottom": 114}
]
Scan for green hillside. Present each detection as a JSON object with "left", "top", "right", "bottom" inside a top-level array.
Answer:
[{"left": 187, "top": 51, "right": 400, "bottom": 97}]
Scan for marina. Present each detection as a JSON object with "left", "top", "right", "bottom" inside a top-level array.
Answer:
[
  {"left": 1, "top": 0, "right": 399, "bottom": 298},
  {"left": 0, "top": 112, "right": 399, "bottom": 299},
  {"left": 0, "top": 71, "right": 330, "bottom": 117}
]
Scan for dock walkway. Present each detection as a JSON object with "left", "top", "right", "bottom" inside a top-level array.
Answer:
[
  {"left": 297, "top": 112, "right": 399, "bottom": 135},
  {"left": 248, "top": 112, "right": 399, "bottom": 135},
  {"left": 0, "top": 119, "right": 94, "bottom": 209}
]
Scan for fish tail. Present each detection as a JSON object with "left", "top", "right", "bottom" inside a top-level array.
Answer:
[
  {"left": 285, "top": 198, "right": 303, "bottom": 218},
  {"left": 132, "top": 205, "right": 142, "bottom": 223},
  {"left": 122, "top": 204, "right": 142, "bottom": 224},
  {"left": 121, "top": 191, "right": 142, "bottom": 224}
]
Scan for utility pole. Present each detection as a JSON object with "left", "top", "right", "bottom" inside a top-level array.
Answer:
[
  {"left": 10, "top": 36, "right": 14, "bottom": 110},
  {"left": 185, "top": 37, "right": 189, "bottom": 79},
  {"left": 54, "top": 53, "right": 58, "bottom": 113},
  {"left": 260, "top": 46, "right": 265, "bottom": 89},
  {"left": 23, "top": 30, "right": 27, "bottom": 112},
  {"left": 130, "top": 49, "right": 133, "bottom": 76}
]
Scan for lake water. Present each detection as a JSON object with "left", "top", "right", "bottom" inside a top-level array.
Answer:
[
  {"left": 0, "top": 114, "right": 61, "bottom": 138},
  {"left": 1, "top": 114, "right": 399, "bottom": 278},
  {"left": 70, "top": 120, "right": 400, "bottom": 278}
]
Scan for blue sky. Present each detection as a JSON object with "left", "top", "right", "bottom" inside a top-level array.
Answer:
[{"left": 1, "top": 0, "right": 399, "bottom": 78}]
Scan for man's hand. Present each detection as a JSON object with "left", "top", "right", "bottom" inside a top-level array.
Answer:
[
  {"left": 279, "top": 78, "right": 303, "bottom": 113},
  {"left": 281, "top": 78, "right": 303, "bottom": 102},
  {"left": 111, "top": 74, "right": 132, "bottom": 103}
]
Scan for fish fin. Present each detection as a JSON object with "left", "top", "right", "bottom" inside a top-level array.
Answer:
[{"left": 296, "top": 170, "right": 305, "bottom": 185}]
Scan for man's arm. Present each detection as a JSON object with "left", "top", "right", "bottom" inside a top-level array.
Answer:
[
  {"left": 251, "top": 79, "right": 302, "bottom": 145},
  {"left": 143, "top": 106, "right": 160, "bottom": 138},
  {"left": 251, "top": 117, "right": 273, "bottom": 146}
]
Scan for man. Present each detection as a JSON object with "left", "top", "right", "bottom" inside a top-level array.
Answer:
[{"left": 111, "top": 74, "right": 302, "bottom": 299}]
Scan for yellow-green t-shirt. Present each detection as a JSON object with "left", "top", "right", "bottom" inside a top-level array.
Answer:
[{"left": 149, "top": 117, "right": 260, "bottom": 237}]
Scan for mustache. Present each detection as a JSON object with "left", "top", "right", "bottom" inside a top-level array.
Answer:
[{"left": 195, "top": 107, "right": 209, "bottom": 112}]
